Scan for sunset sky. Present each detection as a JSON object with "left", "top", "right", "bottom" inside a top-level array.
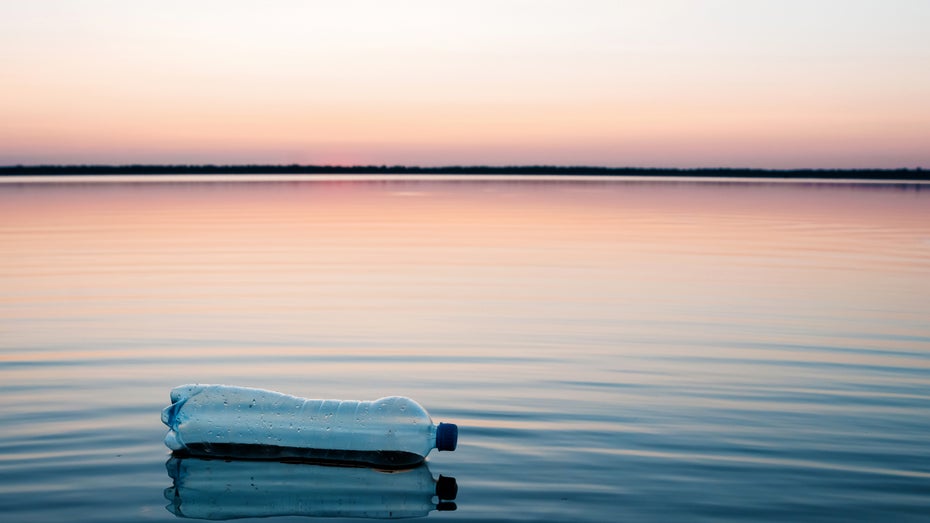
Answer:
[{"left": 1, "top": 1, "right": 928, "bottom": 168}]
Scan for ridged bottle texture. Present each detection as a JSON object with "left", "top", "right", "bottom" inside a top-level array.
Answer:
[{"left": 161, "top": 384, "right": 457, "bottom": 468}]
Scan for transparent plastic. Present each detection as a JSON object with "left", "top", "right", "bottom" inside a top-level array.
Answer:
[
  {"left": 165, "top": 456, "right": 457, "bottom": 519},
  {"left": 161, "top": 384, "right": 457, "bottom": 468}
]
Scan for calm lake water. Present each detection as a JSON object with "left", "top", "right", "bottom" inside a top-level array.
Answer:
[{"left": 1, "top": 175, "right": 929, "bottom": 522}]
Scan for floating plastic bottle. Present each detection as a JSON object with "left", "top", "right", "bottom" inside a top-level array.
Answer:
[
  {"left": 161, "top": 384, "right": 458, "bottom": 468},
  {"left": 165, "top": 456, "right": 457, "bottom": 519}
]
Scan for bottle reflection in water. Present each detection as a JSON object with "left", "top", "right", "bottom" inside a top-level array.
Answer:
[{"left": 164, "top": 456, "right": 457, "bottom": 520}]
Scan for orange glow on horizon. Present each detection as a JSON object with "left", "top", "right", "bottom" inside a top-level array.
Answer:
[{"left": 1, "top": 2, "right": 928, "bottom": 168}]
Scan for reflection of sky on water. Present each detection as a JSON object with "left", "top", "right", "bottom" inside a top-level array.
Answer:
[
  {"left": 2, "top": 178, "right": 928, "bottom": 384},
  {"left": 3, "top": 179, "right": 928, "bottom": 410},
  {"left": 1, "top": 177, "right": 929, "bottom": 522},
  {"left": 165, "top": 457, "right": 456, "bottom": 520}
]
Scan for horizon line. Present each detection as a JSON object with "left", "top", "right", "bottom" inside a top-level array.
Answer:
[{"left": 1, "top": 164, "right": 927, "bottom": 180}]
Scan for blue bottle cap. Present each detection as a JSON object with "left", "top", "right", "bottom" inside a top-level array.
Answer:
[{"left": 436, "top": 422, "right": 458, "bottom": 451}]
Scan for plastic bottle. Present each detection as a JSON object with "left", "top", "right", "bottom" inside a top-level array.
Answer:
[
  {"left": 164, "top": 456, "right": 457, "bottom": 519},
  {"left": 161, "top": 384, "right": 458, "bottom": 468}
]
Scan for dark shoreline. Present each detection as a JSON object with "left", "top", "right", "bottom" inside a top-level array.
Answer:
[{"left": 1, "top": 164, "right": 928, "bottom": 180}]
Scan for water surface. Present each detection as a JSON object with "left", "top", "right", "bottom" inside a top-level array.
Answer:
[{"left": 1, "top": 176, "right": 928, "bottom": 522}]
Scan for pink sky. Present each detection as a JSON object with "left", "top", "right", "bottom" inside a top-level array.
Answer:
[{"left": 1, "top": 1, "right": 928, "bottom": 168}]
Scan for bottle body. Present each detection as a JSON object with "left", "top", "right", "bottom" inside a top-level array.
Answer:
[{"left": 161, "top": 385, "right": 456, "bottom": 468}]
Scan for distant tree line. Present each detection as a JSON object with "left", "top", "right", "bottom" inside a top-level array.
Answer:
[{"left": 0, "top": 164, "right": 926, "bottom": 180}]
